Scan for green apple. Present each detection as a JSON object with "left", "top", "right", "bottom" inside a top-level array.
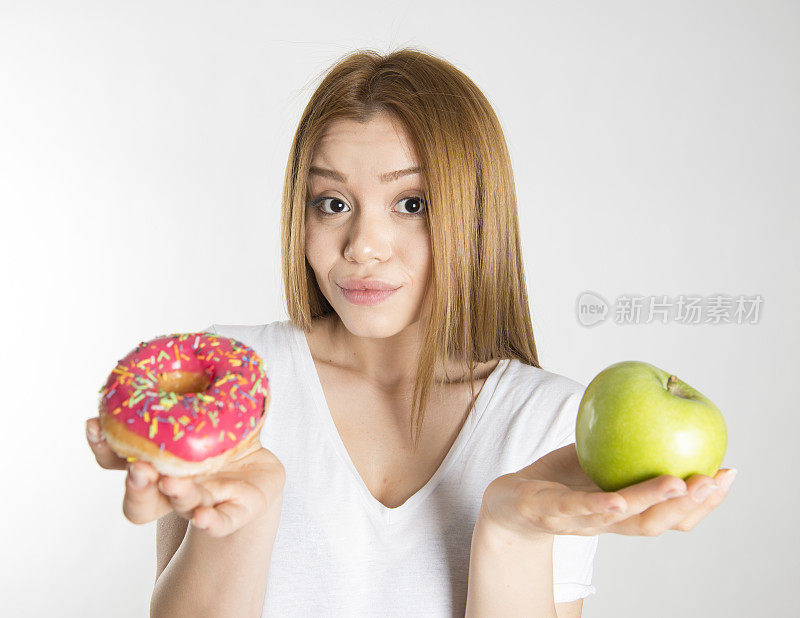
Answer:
[{"left": 575, "top": 360, "right": 727, "bottom": 492}]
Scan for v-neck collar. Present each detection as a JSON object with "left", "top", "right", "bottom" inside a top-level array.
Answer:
[{"left": 290, "top": 320, "right": 509, "bottom": 524}]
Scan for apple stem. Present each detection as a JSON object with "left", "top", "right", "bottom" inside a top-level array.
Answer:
[{"left": 667, "top": 374, "right": 679, "bottom": 393}]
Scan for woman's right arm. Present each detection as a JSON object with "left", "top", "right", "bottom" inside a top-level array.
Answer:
[
  {"left": 86, "top": 416, "right": 285, "bottom": 618},
  {"left": 151, "top": 492, "right": 283, "bottom": 618}
]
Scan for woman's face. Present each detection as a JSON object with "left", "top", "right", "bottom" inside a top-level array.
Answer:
[{"left": 304, "top": 112, "right": 432, "bottom": 339}]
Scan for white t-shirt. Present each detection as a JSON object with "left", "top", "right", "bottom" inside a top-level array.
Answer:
[{"left": 204, "top": 320, "right": 598, "bottom": 617}]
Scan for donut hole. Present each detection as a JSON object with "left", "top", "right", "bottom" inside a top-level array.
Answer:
[{"left": 157, "top": 370, "right": 211, "bottom": 395}]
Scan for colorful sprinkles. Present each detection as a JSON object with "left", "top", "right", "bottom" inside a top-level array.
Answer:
[{"left": 98, "top": 332, "right": 270, "bottom": 462}]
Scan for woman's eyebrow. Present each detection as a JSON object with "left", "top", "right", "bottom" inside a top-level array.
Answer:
[{"left": 309, "top": 166, "right": 421, "bottom": 183}]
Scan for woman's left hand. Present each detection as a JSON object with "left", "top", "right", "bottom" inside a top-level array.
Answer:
[{"left": 480, "top": 442, "right": 737, "bottom": 541}]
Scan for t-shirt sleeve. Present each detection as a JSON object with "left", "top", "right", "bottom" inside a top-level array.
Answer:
[
  {"left": 550, "top": 389, "right": 583, "bottom": 452},
  {"left": 549, "top": 387, "right": 599, "bottom": 604}
]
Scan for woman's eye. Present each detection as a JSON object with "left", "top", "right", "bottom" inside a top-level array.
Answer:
[
  {"left": 311, "top": 196, "right": 427, "bottom": 217},
  {"left": 315, "top": 197, "right": 349, "bottom": 215},
  {"left": 396, "top": 197, "right": 427, "bottom": 216}
]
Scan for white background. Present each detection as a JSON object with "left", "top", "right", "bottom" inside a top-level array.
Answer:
[{"left": 1, "top": 1, "right": 797, "bottom": 616}]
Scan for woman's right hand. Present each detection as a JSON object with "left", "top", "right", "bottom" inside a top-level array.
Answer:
[{"left": 86, "top": 416, "right": 286, "bottom": 538}]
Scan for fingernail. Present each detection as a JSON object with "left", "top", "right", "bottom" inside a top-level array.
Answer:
[
  {"left": 605, "top": 505, "right": 623, "bottom": 513},
  {"left": 692, "top": 483, "right": 718, "bottom": 503},
  {"left": 129, "top": 466, "right": 147, "bottom": 487},
  {"left": 86, "top": 423, "right": 100, "bottom": 443},
  {"left": 663, "top": 489, "right": 687, "bottom": 500},
  {"left": 720, "top": 469, "right": 737, "bottom": 491}
]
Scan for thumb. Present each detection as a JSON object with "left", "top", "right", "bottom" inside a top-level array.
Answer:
[{"left": 122, "top": 461, "right": 173, "bottom": 524}]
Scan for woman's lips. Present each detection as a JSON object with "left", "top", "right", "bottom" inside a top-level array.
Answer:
[
  {"left": 338, "top": 285, "right": 399, "bottom": 306},
  {"left": 339, "top": 278, "right": 400, "bottom": 291}
]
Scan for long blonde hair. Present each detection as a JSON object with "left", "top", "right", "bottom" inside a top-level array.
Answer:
[{"left": 281, "top": 47, "right": 540, "bottom": 450}]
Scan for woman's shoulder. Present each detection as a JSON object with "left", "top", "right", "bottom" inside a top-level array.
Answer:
[
  {"left": 491, "top": 360, "right": 588, "bottom": 457},
  {"left": 202, "top": 319, "right": 296, "bottom": 357},
  {"left": 500, "top": 358, "right": 587, "bottom": 400}
]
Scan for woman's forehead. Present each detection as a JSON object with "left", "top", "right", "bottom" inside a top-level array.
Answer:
[
  {"left": 308, "top": 114, "right": 427, "bottom": 188},
  {"left": 315, "top": 117, "right": 413, "bottom": 155},
  {"left": 310, "top": 142, "right": 420, "bottom": 181}
]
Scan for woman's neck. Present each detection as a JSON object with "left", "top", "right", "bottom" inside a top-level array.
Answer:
[{"left": 311, "top": 314, "right": 498, "bottom": 392}]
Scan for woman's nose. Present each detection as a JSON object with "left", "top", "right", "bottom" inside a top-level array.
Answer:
[{"left": 344, "top": 211, "right": 392, "bottom": 262}]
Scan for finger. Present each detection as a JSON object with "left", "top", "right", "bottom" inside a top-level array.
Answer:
[
  {"left": 527, "top": 483, "right": 624, "bottom": 518},
  {"left": 191, "top": 501, "right": 250, "bottom": 537},
  {"left": 613, "top": 474, "right": 689, "bottom": 516},
  {"left": 86, "top": 418, "right": 128, "bottom": 470},
  {"left": 621, "top": 473, "right": 717, "bottom": 536},
  {"left": 609, "top": 472, "right": 725, "bottom": 537},
  {"left": 568, "top": 474, "right": 691, "bottom": 535},
  {"left": 190, "top": 477, "right": 267, "bottom": 537},
  {"left": 122, "top": 461, "right": 173, "bottom": 524},
  {"left": 158, "top": 475, "right": 216, "bottom": 520},
  {"left": 672, "top": 468, "right": 737, "bottom": 532}
]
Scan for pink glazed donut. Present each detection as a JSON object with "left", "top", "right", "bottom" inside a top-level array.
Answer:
[{"left": 97, "top": 332, "right": 270, "bottom": 477}]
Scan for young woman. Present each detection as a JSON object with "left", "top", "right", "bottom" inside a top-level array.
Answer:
[{"left": 86, "top": 48, "right": 735, "bottom": 617}]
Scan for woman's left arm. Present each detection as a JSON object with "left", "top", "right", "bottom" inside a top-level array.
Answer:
[
  {"left": 465, "top": 442, "right": 737, "bottom": 617},
  {"left": 466, "top": 510, "right": 558, "bottom": 617}
]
